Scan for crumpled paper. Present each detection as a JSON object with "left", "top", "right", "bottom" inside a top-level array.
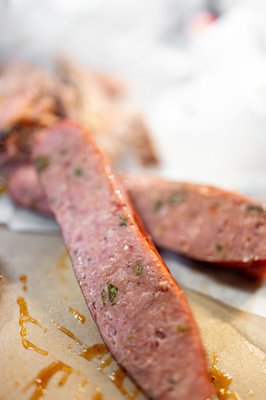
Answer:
[{"left": 1, "top": 1, "right": 266, "bottom": 317}]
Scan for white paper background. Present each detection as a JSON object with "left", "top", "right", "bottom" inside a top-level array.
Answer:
[{"left": 1, "top": 0, "right": 266, "bottom": 316}]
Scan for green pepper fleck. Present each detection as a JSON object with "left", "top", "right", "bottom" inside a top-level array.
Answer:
[
  {"left": 108, "top": 283, "right": 118, "bottom": 304},
  {"left": 0, "top": 181, "right": 6, "bottom": 195},
  {"left": 215, "top": 243, "right": 224, "bottom": 253},
  {"left": 60, "top": 148, "right": 68, "bottom": 155},
  {"left": 246, "top": 204, "right": 264, "bottom": 213},
  {"left": 135, "top": 261, "right": 143, "bottom": 276},
  {"left": 175, "top": 324, "right": 190, "bottom": 334},
  {"left": 168, "top": 190, "right": 186, "bottom": 206},
  {"left": 153, "top": 199, "right": 163, "bottom": 212},
  {"left": 34, "top": 156, "right": 50, "bottom": 172},
  {"left": 119, "top": 214, "right": 128, "bottom": 226},
  {"left": 209, "top": 201, "right": 220, "bottom": 210},
  {"left": 101, "top": 288, "right": 107, "bottom": 305},
  {"left": 74, "top": 167, "right": 83, "bottom": 176}
]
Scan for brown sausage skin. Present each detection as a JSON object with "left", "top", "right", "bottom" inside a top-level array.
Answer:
[
  {"left": 7, "top": 163, "right": 266, "bottom": 278},
  {"left": 32, "top": 121, "right": 213, "bottom": 400}
]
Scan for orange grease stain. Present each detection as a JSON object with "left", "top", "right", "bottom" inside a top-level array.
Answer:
[
  {"left": 80, "top": 344, "right": 109, "bottom": 362},
  {"left": 52, "top": 321, "right": 109, "bottom": 364},
  {"left": 19, "top": 274, "right": 28, "bottom": 291},
  {"left": 110, "top": 368, "right": 140, "bottom": 399},
  {"left": 57, "top": 250, "right": 70, "bottom": 269},
  {"left": 67, "top": 306, "right": 86, "bottom": 323},
  {"left": 210, "top": 353, "right": 241, "bottom": 400},
  {"left": 91, "top": 388, "right": 104, "bottom": 400},
  {"left": 51, "top": 320, "right": 83, "bottom": 346},
  {"left": 99, "top": 356, "right": 113, "bottom": 370},
  {"left": 17, "top": 297, "right": 48, "bottom": 356},
  {"left": 52, "top": 321, "right": 140, "bottom": 399},
  {"left": 26, "top": 361, "right": 73, "bottom": 400}
]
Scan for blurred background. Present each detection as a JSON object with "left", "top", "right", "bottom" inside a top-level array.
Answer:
[{"left": 1, "top": 0, "right": 266, "bottom": 193}]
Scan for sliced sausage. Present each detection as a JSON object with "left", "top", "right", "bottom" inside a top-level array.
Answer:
[
  {"left": 7, "top": 163, "right": 51, "bottom": 215},
  {"left": 7, "top": 163, "right": 266, "bottom": 279},
  {"left": 123, "top": 175, "right": 266, "bottom": 279},
  {"left": 32, "top": 121, "right": 213, "bottom": 400}
]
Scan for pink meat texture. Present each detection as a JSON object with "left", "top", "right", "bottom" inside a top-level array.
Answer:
[
  {"left": 7, "top": 163, "right": 266, "bottom": 279},
  {"left": 32, "top": 121, "right": 213, "bottom": 400}
]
